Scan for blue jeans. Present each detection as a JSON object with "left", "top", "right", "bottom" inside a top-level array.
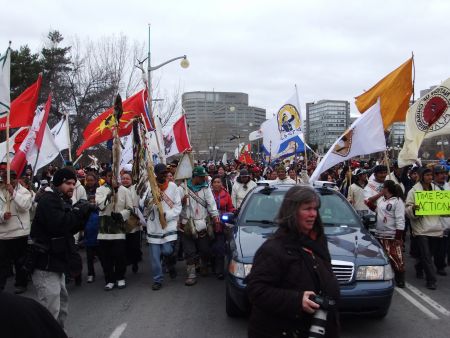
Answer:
[{"left": 149, "top": 242, "right": 175, "bottom": 283}]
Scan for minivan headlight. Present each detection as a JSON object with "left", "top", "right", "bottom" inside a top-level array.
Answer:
[
  {"left": 229, "top": 259, "right": 252, "bottom": 279},
  {"left": 356, "top": 265, "right": 393, "bottom": 281}
]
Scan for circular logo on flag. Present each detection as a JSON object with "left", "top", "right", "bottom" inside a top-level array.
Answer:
[
  {"left": 332, "top": 128, "right": 354, "bottom": 157},
  {"left": 277, "top": 104, "right": 301, "bottom": 140},
  {"left": 415, "top": 87, "right": 450, "bottom": 132}
]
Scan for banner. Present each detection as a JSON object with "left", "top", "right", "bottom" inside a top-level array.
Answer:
[
  {"left": 415, "top": 191, "right": 450, "bottom": 216},
  {"left": 398, "top": 78, "right": 450, "bottom": 167}
]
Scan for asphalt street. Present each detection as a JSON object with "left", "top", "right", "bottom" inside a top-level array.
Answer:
[{"left": 5, "top": 242, "right": 450, "bottom": 338}]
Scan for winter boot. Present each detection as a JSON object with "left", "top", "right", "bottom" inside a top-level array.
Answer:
[
  {"left": 185, "top": 264, "right": 197, "bottom": 286},
  {"left": 395, "top": 271, "right": 405, "bottom": 288}
]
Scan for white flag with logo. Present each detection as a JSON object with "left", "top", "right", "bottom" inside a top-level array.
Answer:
[
  {"left": 398, "top": 78, "right": 450, "bottom": 167},
  {"left": 51, "top": 116, "right": 70, "bottom": 151},
  {"left": 0, "top": 47, "right": 11, "bottom": 117},
  {"left": 261, "top": 91, "right": 305, "bottom": 158},
  {"left": 310, "top": 100, "right": 386, "bottom": 182}
]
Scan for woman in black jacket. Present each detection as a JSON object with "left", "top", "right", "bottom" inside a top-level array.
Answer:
[{"left": 246, "top": 185, "right": 340, "bottom": 338}]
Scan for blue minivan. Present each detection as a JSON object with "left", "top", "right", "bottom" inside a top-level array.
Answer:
[{"left": 224, "top": 181, "right": 394, "bottom": 318}]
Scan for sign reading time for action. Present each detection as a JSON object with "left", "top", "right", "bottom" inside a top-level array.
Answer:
[{"left": 415, "top": 191, "right": 450, "bottom": 216}]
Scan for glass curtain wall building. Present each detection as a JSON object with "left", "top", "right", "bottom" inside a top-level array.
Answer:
[
  {"left": 182, "top": 91, "right": 266, "bottom": 160},
  {"left": 305, "top": 100, "right": 350, "bottom": 154}
]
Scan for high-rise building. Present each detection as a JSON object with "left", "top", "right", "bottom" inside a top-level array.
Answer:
[
  {"left": 182, "top": 91, "right": 266, "bottom": 160},
  {"left": 305, "top": 100, "right": 350, "bottom": 153},
  {"left": 389, "top": 122, "right": 405, "bottom": 146}
]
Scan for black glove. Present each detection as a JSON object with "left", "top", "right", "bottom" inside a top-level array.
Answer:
[
  {"left": 111, "top": 212, "right": 124, "bottom": 223},
  {"left": 73, "top": 199, "right": 95, "bottom": 217}
]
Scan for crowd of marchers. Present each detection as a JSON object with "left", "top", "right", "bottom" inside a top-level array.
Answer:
[{"left": 0, "top": 156, "right": 449, "bottom": 337}]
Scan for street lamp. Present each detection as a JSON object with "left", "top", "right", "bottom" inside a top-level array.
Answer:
[{"left": 139, "top": 25, "right": 190, "bottom": 164}]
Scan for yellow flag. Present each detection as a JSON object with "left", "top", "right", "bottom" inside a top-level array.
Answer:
[{"left": 355, "top": 58, "right": 413, "bottom": 129}]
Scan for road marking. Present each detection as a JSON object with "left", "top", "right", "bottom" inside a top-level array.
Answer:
[
  {"left": 109, "top": 323, "right": 127, "bottom": 338},
  {"left": 405, "top": 282, "right": 450, "bottom": 317},
  {"left": 395, "top": 287, "right": 439, "bottom": 320}
]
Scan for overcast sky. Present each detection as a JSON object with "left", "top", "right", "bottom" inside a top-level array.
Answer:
[{"left": 2, "top": 0, "right": 450, "bottom": 118}]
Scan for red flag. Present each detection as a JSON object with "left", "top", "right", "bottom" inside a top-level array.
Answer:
[
  {"left": 0, "top": 74, "right": 42, "bottom": 130},
  {"left": 239, "top": 144, "right": 254, "bottom": 164},
  {"left": 10, "top": 93, "right": 51, "bottom": 174},
  {"left": 77, "top": 89, "right": 148, "bottom": 155},
  {"left": 163, "top": 115, "right": 191, "bottom": 157}
]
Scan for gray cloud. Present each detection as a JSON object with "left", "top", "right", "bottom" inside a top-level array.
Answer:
[{"left": 2, "top": 0, "right": 450, "bottom": 118}]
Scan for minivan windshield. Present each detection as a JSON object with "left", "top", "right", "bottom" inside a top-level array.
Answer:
[{"left": 241, "top": 190, "right": 360, "bottom": 227}]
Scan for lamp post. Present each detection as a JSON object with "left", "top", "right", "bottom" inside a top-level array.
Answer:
[{"left": 145, "top": 24, "right": 190, "bottom": 163}]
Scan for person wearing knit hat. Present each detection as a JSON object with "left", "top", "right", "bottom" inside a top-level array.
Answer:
[
  {"left": 180, "top": 166, "right": 220, "bottom": 286},
  {"left": 405, "top": 166, "right": 444, "bottom": 290},
  {"left": 29, "top": 167, "right": 91, "bottom": 329}
]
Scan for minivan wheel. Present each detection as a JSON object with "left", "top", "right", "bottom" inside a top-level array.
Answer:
[{"left": 226, "top": 284, "right": 244, "bottom": 317}]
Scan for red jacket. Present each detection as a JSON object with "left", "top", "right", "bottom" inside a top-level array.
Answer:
[{"left": 213, "top": 188, "right": 235, "bottom": 214}]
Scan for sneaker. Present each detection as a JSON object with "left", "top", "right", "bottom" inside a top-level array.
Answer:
[
  {"left": 117, "top": 279, "right": 126, "bottom": 289},
  {"left": 104, "top": 283, "right": 115, "bottom": 291},
  {"left": 14, "top": 286, "right": 27, "bottom": 294},
  {"left": 437, "top": 269, "right": 447, "bottom": 276},
  {"left": 185, "top": 277, "right": 197, "bottom": 286},
  {"left": 87, "top": 275, "right": 95, "bottom": 283},
  {"left": 216, "top": 273, "right": 224, "bottom": 280},
  {"left": 426, "top": 281, "right": 437, "bottom": 290},
  {"left": 152, "top": 282, "right": 162, "bottom": 291}
]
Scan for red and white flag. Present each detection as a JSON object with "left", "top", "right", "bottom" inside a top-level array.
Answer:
[
  {"left": 163, "top": 115, "right": 191, "bottom": 157},
  {"left": 10, "top": 94, "right": 52, "bottom": 174}
]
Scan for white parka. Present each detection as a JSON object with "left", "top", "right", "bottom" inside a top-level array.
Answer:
[
  {"left": 146, "top": 182, "right": 182, "bottom": 244},
  {"left": 0, "top": 184, "right": 33, "bottom": 239}
]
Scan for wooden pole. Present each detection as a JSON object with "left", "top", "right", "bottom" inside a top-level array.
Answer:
[{"left": 5, "top": 111, "right": 11, "bottom": 212}]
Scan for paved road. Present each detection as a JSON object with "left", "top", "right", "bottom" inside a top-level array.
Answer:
[{"left": 5, "top": 244, "right": 450, "bottom": 338}]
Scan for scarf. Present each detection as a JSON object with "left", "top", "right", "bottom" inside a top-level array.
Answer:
[
  {"left": 187, "top": 178, "right": 208, "bottom": 192},
  {"left": 157, "top": 180, "right": 169, "bottom": 191}
]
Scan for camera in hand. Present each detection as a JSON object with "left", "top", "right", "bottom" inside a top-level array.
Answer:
[{"left": 308, "top": 294, "right": 335, "bottom": 338}]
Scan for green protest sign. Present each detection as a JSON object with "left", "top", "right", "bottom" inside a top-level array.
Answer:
[{"left": 415, "top": 191, "right": 450, "bottom": 216}]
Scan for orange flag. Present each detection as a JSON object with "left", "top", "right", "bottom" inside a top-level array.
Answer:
[
  {"left": 77, "top": 89, "right": 148, "bottom": 155},
  {"left": 355, "top": 58, "right": 413, "bottom": 129}
]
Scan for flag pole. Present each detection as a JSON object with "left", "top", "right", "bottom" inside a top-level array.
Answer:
[
  {"left": 5, "top": 43, "right": 11, "bottom": 212},
  {"left": 295, "top": 84, "right": 308, "bottom": 169},
  {"left": 6, "top": 109, "right": 11, "bottom": 212},
  {"left": 65, "top": 114, "right": 72, "bottom": 162}
]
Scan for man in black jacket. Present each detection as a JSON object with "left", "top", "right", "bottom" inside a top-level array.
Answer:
[{"left": 30, "top": 168, "right": 90, "bottom": 329}]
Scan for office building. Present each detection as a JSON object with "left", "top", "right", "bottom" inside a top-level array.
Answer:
[
  {"left": 305, "top": 100, "right": 350, "bottom": 153},
  {"left": 182, "top": 91, "right": 266, "bottom": 160}
]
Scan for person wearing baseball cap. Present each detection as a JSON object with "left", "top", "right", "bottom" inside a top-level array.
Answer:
[
  {"left": 405, "top": 166, "right": 444, "bottom": 289},
  {"left": 146, "top": 163, "right": 182, "bottom": 291},
  {"left": 180, "top": 166, "right": 220, "bottom": 286},
  {"left": 348, "top": 169, "right": 370, "bottom": 216}
]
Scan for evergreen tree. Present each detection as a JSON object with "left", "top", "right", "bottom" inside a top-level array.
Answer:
[
  {"left": 10, "top": 45, "right": 42, "bottom": 100},
  {"left": 40, "top": 30, "right": 72, "bottom": 122}
]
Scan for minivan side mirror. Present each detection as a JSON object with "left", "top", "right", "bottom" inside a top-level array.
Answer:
[{"left": 362, "top": 214, "right": 376, "bottom": 228}]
